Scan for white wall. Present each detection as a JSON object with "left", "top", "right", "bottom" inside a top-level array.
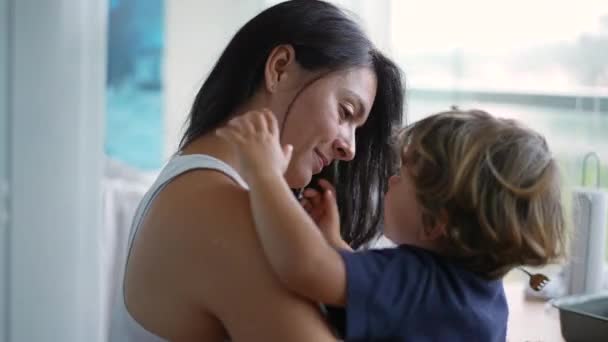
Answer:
[
  {"left": 352, "top": 0, "right": 393, "bottom": 54},
  {"left": 0, "top": 0, "right": 9, "bottom": 339},
  {"left": 264, "top": 0, "right": 392, "bottom": 53},
  {"left": 164, "top": 0, "right": 266, "bottom": 157},
  {"left": 163, "top": 0, "right": 392, "bottom": 158},
  {"left": 7, "top": 0, "right": 107, "bottom": 341}
]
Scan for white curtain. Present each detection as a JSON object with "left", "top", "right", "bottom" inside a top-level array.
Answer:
[{"left": 100, "top": 159, "right": 156, "bottom": 341}]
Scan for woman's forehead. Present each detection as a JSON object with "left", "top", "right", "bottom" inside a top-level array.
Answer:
[{"left": 328, "top": 68, "right": 377, "bottom": 109}]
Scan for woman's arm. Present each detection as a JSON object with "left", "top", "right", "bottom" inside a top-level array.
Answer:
[{"left": 179, "top": 174, "right": 340, "bottom": 341}]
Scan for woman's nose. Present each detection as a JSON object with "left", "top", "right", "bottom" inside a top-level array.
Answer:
[
  {"left": 333, "top": 136, "right": 355, "bottom": 161},
  {"left": 333, "top": 128, "right": 356, "bottom": 161}
]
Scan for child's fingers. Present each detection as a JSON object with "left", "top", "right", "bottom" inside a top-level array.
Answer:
[
  {"left": 323, "top": 188, "right": 338, "bottom": 210},
  {"left": 226, "top": 117, "right": 246, "bottom": 134},
  {"left": 300, "top": 198, "right": 313, "bottom": 213},
  {"left": 263, "top": 108, "right": 279, "bottom": 136},
  {"left": 303, "top": 188, "right": 321, "bottom": 198},
  {"left": 317, "top": 179, "right": 337, "bottom": 194},
  {"left": 283, "top": 144, "right": 293, "bottom": 164},
  {"left": 216, "top": 126, "right": 242, "bottom": 144},
  {"left": 229, "top": 112, "right": 255, "bottom": 134},
  {"left": 322, "top": 186, "right": 340, "bottom": 223},
  {"left": 303, "top": 189, "right": 322, "bottom": 208},
  {"left": 242, "top": 114, "right": 257, "bottom": 134},
  {"left": 215, "top": 129, "right": 229, "bottom": 143},
  {"left": 301, "top": 198, "right": 323, "bottom": 222},
  {"left": 251, "top": 110, "right": 269, "bottom": 133}
]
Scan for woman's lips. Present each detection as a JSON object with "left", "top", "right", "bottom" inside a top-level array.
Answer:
[
  {"left": 315, "top": 149, "right": 329, "bottom": 166},
  {"left": 314, "top": 153, "right": 323, "bottom": 173},
  {"left": 313, "top": 149, "right": 329, "bottom": 174},
  {"left": 314, "top": 148, "right": 329, "bottom": 173}
]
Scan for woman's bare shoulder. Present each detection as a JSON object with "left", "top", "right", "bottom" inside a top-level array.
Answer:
[
  {"left": 151, "top": 169, "right": 336, "bottom": 340},
  {"left": 159, "top": 168, "right": 278, "bottom": 284}
]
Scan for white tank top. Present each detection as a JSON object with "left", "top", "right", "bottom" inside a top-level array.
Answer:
[{"left": 109, "top": 154, "right": 248, "bottom": 341}]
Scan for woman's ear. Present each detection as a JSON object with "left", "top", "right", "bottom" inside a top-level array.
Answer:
[{"left": 264, "top": 44, "right": 295, "bottom": 93}]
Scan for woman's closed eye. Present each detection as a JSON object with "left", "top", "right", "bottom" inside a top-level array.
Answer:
[{"left": 339, "top": 104, "right": 354, "bottom": 121}]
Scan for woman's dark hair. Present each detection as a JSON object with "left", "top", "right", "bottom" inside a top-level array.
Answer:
[{"left": 180, "top": 0, "right": 405, "bottom": 249}]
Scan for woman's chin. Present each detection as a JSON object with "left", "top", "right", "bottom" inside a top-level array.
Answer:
[{"left": 284, "top": 168, "right": 312, "bottom": 189}]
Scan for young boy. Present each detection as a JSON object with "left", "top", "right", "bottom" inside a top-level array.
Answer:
[{"left": 216, "top": 108, "right": 566, "bottom": 341}]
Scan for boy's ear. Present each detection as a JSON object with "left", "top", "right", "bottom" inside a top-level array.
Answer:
[{"left": 420, "top": 209, "right": 448, "bottom": 241}]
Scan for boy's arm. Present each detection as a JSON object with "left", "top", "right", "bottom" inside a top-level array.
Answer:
[
  {"left": 215, "top": 109, "right": 348, "bottom": 306},
  {"left": 300, "top": 182, "right": 353, "bottom": 253},
  {"left": 247, "top": 172, "right": 347, "bottom": 307}
]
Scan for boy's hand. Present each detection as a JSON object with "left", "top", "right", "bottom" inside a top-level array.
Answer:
[
  {"left": 216, "top": 109, "right": 292, "bottom": 184},
  {"left": 301, "top": 179, "right": 351, "bottom": 251}
]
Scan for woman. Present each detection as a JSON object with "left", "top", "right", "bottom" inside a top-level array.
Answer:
[{"left": 110, "top": 1, "right": 405, "bottom": 341}]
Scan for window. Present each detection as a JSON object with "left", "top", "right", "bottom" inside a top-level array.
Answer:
[
  {"left": 272, "top": 0, "right": 608, "bottom": 262},
  {"left": 390, "top": 0, "right": 608, "bottom": 263}
]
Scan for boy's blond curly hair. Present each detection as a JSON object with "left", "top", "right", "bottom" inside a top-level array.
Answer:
[{"left": 398, "top": 109, "right": 566, "bottom": 279}]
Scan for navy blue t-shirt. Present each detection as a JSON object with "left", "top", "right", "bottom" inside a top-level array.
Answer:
[{"left": 328, "top": 245, "right": 508, "bottom": 341}]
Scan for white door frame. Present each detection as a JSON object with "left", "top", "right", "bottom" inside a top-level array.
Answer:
[
  {"left": 0, "top": 0, "right": 9, "bottom": 339},
  {"left": 6, "top": 0, "right": 107, "bottom": 341}
]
